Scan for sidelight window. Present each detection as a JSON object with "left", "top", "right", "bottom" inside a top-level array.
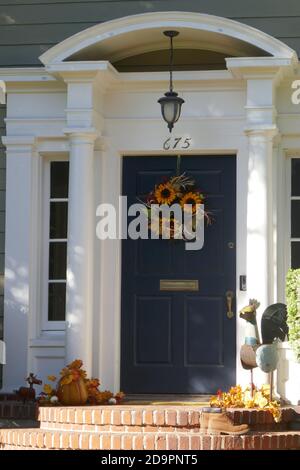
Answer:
[
  {"left": 291, "top": 158, "right": 300, "bottom": 268},
  {"left": 46, "top": 161, "right": 69, "bottom": 325}
]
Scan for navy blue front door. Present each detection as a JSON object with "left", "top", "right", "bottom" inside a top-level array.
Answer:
[{"left": 121, "top": 156, "right": 236, "bottom": 394}]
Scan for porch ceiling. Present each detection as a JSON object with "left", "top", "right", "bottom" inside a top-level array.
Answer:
[{"left": 66, "top": 27, "right": 269, "bottom": 64}]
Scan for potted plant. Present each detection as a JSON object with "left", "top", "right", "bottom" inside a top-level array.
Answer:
[{"left": 276, "top": 269, "right": 300, "bottom": 405}]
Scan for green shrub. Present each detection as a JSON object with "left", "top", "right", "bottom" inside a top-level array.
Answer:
[{"left": 286, "top": 269, "right": 300, "bottom": 362}]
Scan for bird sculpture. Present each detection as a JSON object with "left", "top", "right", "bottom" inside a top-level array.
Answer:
[
  {"left": 240, "top": 300, "right": 288, "bottom": 400},
  {"left": 261, "top": 303, "right": 288, "bottom": 344},
  {"left": 239, "top": 299, "right": 261, "bottom": 396},
  {"left": 257, "top": 303, "right": 288, "bottom": 400}
]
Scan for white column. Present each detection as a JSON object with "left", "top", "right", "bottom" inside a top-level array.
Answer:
[
  {"left": 245, "top": 129, "right": 277, "bottom": 313},
  {"left": 242, "top": 72, "right": 279, "bottom": 317},
  {"left": 227, "top": 60, "right": 293, "bottom": 317},
  {"left": 65, "top": 130, "right": 97, "bottom": 375}
]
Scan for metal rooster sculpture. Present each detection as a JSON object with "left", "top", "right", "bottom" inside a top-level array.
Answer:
[{"left": 240, "top": 300, "right": 288, "bottom": 400}]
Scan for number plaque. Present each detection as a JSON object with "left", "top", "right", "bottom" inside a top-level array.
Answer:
[{"left": 163, "top": 136, "right": 192, "bottom": 150}]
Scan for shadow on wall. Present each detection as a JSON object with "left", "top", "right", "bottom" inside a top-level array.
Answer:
[
  {"left": 0, "top": 101, "right": 6, "bottom": 389},
  {"left": 2, "top": 257, "right": 30, "bottom": 392}
]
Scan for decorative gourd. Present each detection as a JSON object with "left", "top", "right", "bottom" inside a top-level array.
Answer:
[
  {"left": 57, "top": 377, "right": 88, "bottom": 406},
  {"left": 256, "top": 343, "right": 279, "bottom": 373}
]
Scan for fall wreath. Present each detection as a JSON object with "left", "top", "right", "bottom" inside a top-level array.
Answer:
[{"left": 141, "top": 173, "right": 212, "bottom": 240}]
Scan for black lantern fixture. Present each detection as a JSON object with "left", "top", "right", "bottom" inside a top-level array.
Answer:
[{"left": 158, "top": 30, "right": 184, "bottom": 133}]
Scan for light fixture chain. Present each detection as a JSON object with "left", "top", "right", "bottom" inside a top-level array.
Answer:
[{"left": 170, "top": 35, "right": 174, "bottom": 92}]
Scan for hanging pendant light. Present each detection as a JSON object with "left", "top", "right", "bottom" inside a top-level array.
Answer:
[{"left": 158, "top": 30, "right": 184, "bottom": 133}]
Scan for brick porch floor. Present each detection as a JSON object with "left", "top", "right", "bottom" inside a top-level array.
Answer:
[{"left": 0, "top": 404, "right": 300, "bottom": 450}]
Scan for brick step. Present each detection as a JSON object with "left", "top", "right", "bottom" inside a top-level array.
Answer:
[
  {"left": 38, "top": 405, "right": 296, "bottom": 433},
  {"left": 1, "top": 428, "right": 300, "bottom": 450},
  {"left": 0, "top": 401, "right": 37, "bottom": 420}
]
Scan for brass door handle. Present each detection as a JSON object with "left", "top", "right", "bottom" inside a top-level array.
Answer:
[{"left": 225, "top": 290, "right": 234, "bottom": 319}]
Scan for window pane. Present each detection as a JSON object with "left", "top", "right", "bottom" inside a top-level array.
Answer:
[
  {"left": 50, "top": 202, "right": 68, "bottom": 239},
  {"left": 292, "top": 159, "right": 300, "bottom": 196},
  {"left": 50, "top": 162, "right": 69, "bottom": 198},
  {"left": 291, "top": 200, "right": 300, "bottom": 238},
  {"left": 291, "top": 242, "right": 300, "bottom": 269},
  {"left": 49, "top": 242, "right": 67, "bottom": 280},
  {"left": 48, "top": 283, "right": 66, "bottom": 321}
]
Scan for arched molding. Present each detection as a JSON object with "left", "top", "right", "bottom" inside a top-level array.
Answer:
[{"left": 40, "top": 12, "right": 297, "bottom": 66}]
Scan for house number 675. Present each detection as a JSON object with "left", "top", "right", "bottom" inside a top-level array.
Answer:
[{"left": 163, "top": 137, "right": 192, "bottom": 150}]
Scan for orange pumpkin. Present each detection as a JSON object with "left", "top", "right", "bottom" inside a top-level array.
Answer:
[{"left": 57, "top": 377, "right": 88, "bottom": 406}]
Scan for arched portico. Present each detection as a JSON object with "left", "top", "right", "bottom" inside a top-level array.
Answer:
[{"left": 1, "top": 12, "right": 298, "bottom": 395}]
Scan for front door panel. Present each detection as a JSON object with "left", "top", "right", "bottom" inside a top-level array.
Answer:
[{"left": 121, "top": 155, "right": 236, "bottom": 393}]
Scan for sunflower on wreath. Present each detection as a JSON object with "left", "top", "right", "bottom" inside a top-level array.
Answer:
[
  {"left": 154, "top": 182, "right": 177, "bottom": 204},
  {"left": 140, "top": 173, "right": 212, "bottom": 240}
]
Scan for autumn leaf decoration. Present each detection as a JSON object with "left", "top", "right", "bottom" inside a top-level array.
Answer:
[
  {"left": 39, "top": 359, "right": 125, "bottom": 406},
  {"left": 209, "top": 384, "right": 282, "bottom": 422}
]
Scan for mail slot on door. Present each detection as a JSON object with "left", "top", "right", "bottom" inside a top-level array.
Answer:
[{"left": 160, "top": 280, "right": 199, "bottom": 291}]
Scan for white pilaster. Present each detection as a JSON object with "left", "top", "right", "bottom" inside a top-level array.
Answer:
[
  {"left": 64, "top": 130, "right": 97, "bottom": 375},
  {"left": 2, "top": 136, "right": 36, "bottom": 391}
]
